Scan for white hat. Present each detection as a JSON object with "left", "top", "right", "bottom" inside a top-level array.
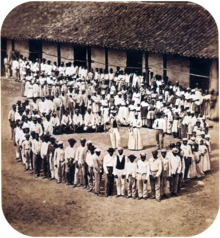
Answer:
[
  {"left": 172, "top": 148, "right": 179, "bottom": 153},
  {"left": 58, "top": 141, "right": 63, "bottom": 145},
  {"left": 95, "top": 148, "right": 101, "bottom": 152}
]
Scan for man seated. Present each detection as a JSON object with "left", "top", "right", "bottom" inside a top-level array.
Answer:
[
  {"left": 84, "top": 107, "right": 96, "bottom": 133},
  {"left": 50, "top": 112, "right": 61, "bottom": 135},
  {"left": 95, "top": 110, "right": 104, "bottom": 132},
  {"left": 72, "top": 108, "right": 83, "bottom": 133},
  {"left": 61, "top": 111, "right": 72, "bottom": 134}
]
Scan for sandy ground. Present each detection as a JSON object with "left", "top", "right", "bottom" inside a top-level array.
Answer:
[{"left": 1, "top": 77, "right": 219, "bottom": 236}]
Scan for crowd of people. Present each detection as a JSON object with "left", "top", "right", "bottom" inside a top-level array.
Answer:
[{"left": 8, "top": 56, "right": 213, "bottom": 201}]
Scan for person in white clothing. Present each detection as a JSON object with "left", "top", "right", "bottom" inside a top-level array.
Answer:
[
  {"left": 125, "top": 154, "right": 137, "bottom": 199},
  {"left": 65, "top": 138, "right": 76, "bottom": 185},
  {"left": 109, "top": 110, "right": 120, "bottom": 149},
  {"left": 128, "top": 113, "right": 143, "bottom": 150},
  {"left": 103, "top": 147, "right": 115, "bottom": 197},
  {"left": 113, "top": 147, "right": 127, "bottom": 197},
  {"left": 54, "top": 141, "right": 65, "bottom": 184},
  {"left": 169, "top": 147, "right": 182, "bottom": 196},
  {"left": 137, "top": 153, "right": 150, "bottom": 200},
  {"left": 84, "top": 107, "right": 96, "bottom": 132},
  {"left": 152, "top": 111, "right": 166, "bottom": 150},
  {"left": 74, "top": 138, "right": 87, "bottom": 187}
]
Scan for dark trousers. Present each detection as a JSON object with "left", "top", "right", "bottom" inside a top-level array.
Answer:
[
  {"left": 184, "top": 157, "right": 191, "bottom": 180},
  {"left": 53, "top": 125, "right": 62, "bottom": 135},
  {"left": 178, "top": 127, "right": 182, "bottom": 139},
  {"left": 42, "top": 155, "right": 50, "bottom": 178},
  {"left": 170, "top": 174, "right": 179, "bottom": 194},
  {"left": 66, "top": 164, "right": 75, "bottom": 184},
  {"left": 105, "top": 167, "right": 114, "bottom": 196},
  {"left": 35, "top": 154, "right": 42, "bottom": 176},
  {"left": 182, "top": 125, "right": 188, "bottom": 139}
]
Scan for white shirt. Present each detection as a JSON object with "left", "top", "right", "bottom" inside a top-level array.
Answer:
[
  {"left": 75, "top": 146, "right": 86, "bottom": 164},
  {"left": 137, "top": 160, "right": 149, "bottom": 174},
  {"left": 125, "top": 161, "right": 137, "bottom": 179},
  {"left": 153, "top": 118, "right": 166, "bottom": 131},
  {"left": 65, "top": 146, "right": 76, "bottom": 163},
  {"left": 169, "top": 154, "right": 182, "bottom": 176},
  {"left": 41, "top": 141, "right": 50, "bottom": 158},
  {"left": 103, "top": 154, "right": 114, "bottom": 174}
]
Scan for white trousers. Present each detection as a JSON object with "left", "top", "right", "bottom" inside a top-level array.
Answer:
[
  {"left": 49, "top": 156, "right": 55, "bottom": 178},
  {"left": 115, "top": 170, "right": 125, "bottom": 195},
  {"left": 110, "top": 128, "right": 120, "bottom": 149},
  {"left": 137, "top": 174, "right": 148, "bottom": 198}
]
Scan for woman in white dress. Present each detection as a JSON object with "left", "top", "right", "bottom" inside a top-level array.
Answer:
[
  {"left": 128, "top": 113, "right": 143, "bottom": 150},
  {"left": 199, "top": 139, "right": 210, "bottom": 172},
  {"left": 132, "top": 88, "right": 141, "bottom": 106},
  {"left": 27, "top": 80, "right": 33, "bottom": 99},
  {"left": 128, "top": 100, "right": 135, "bottom": 123}
]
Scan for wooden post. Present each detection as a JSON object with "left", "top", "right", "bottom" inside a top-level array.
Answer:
[
  {"left": 87, "top": 46, "right": 91, "bottom": 72},
  {"left": 38, "top": 40, "right": 42, "bottom": 73},
  {"left": 57, "top": 42, "right": 61, "bottom": 66},
  {"left": 105, "top": 48, "right": 108, "bottom": 72},
  {"left": 163, "top": 54, "right": 167, "bottom": 82},
  {"left": 145, "top": 51, "right": 149, "bottom": 85}
]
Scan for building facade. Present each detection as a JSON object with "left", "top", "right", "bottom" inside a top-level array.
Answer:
[{"left": 1, "top": 2, "right": 218, "bottom": 91}]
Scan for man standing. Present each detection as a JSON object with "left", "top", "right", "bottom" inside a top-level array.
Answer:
[
  {"left": 74, "top": 138, "right": 87, "bottom": 187},
  {"left": 125, "top": 154, "right": 137, "bottom": 199},
  {"left": 109, "top": 110, "right": 121, "bottom": 149},
  {"left": 160, "top": 149, "right": 171, "bottom": 198},
  {"left": 40, "top": 134, "right": 51, "bottom": 179},
  {"left": 32, "top": 133, "right": 42, "bottom": 178},
  {"left": 113, "top": 147, "right": 126, "bottom": 198},
  {"left": 48, "top": 137, "right": 57, "bottom": 180},
  {"left": 137, "top": 153, "right": 149, "bottom": 200},
  {"left": 93, "top": 148, "right": 103, "bottom": 196},
  {"left": 152, "top": 112, "right": 166, "bottom": 150},
  {"left": 103, "top": 148, "right": 115, "bottom": 197},
  {"left": 22, "top": 134, "right": 32, "bottom": 171},
  {"left": 149, "top": 150, "right": 162, "bottom": 202},
  {"left": 169, "top": 147, "right": 182, "bottom": 196},
  {"left": 65, "top": 139, "right": 76, "bottom": 185},
  {"left": 54, "top": 141, "right": 65, "bottom": 184},
  {"left": 8, "top": 104, "right": 16, "bottom": 140}
]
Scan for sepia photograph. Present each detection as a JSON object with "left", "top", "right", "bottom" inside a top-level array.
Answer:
[{"left": 1, "top": 1, "right": 219, "bottom": 237}]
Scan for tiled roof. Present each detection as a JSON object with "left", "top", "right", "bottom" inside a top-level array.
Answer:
[{"left": 1, "top": 1, "right": 218, "bottom": 59}]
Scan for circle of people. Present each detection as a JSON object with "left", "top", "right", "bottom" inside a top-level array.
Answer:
[{"left": 8, "top": 57, "right": 212, "bottom": 201}]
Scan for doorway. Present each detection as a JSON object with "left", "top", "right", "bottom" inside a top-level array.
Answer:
[
  {"left": 29, "top": 40, "right": 42, "bottom": 62},
  {"left": 127, "top": 51, "right": 142, "bottom": 75},
  {"left": 1, "top": 37, "right": 7, "bottom": 76},
  {"left": 190, "top": 58, "right": 211, "bottom": 91},
  {"left": 74, "top": 46, "right": 87, "bottom": 68}
]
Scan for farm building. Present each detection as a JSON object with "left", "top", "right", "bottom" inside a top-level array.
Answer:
[{"left": 1, "top": 1, "right": 218, "bottom": 91}]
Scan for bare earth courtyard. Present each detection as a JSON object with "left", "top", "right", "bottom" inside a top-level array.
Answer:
[{"left": 1, "top": 77, "right": 219, "bottom": 237}]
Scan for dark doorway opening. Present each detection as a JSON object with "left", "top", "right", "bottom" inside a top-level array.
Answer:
[
  {"left": 74, "top": 46, "right": 87, "bottom": 68},
  {"left": 1, "top": 37, "right": 7, "bottom": 76},
  {"left": 190, "top": 58, "right": 211, "bottom": 92},
  {"left": 29, "top": 40, "right": 42, "bottom": 62},
  {"left": 127, "top": 51, "right": 142, "bottom": 75}
]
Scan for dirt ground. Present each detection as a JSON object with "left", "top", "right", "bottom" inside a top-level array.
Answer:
[{"left": 1, "top": 77, "right": 219, "bottom": 236}]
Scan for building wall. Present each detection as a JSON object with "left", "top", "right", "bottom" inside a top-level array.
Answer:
[
  {"left": 167, "top": 54, "right": 190, "bottom": 88},
  {"left": 148, "top": 52, "right": 163, "bottom": 77},
  {"left": 209, "top": 59, "right": 218, "bottom": 92},
  {"left": 60, "top": 43, "right": 74, "bottom": 65},
  {"left": 42, "top": 41, "right": 58, "bottom": 64},
  {"left": 90, "top": 46, "right": 105, "bottom": 71},
  {"left": 14, "top": 40, "right": 29, "bottom": 58},
  {"left": 108, "top": 48, "right": 127, "bottom": 73},
  {"left": 6, "top": 39, "right": 12, "bottom": 56}
]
